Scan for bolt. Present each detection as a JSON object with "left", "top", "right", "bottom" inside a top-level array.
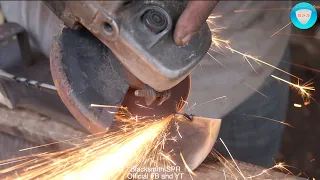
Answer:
[{"left": 142, "top": 9, "right": 168, "bottom": 34}]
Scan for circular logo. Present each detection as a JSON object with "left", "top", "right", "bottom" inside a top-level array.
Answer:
[{"left": 290, "top": 2, "right": 317, "bottom": 29}]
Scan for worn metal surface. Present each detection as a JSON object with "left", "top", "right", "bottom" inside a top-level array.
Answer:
[
  {"left": 45, "top": 1, "right": 212, "bottom": 92},
  {"left": 51, "top": 27, "right": 128, "bottom": 133}
]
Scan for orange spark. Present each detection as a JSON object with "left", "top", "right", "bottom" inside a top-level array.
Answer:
[
  {"left": 184, "top": 95, "right": 227, "bottom": 112},
  {"left": 175, "top": 121, "right": 183, "bottom": 138},
  {"left": 208, "top": 14, "right": 223, "bottom": 19},
  {"left": 207, "top": 52, "right": 268, "bottom": 98},
  {"left": 90, "top": 104, "right": 125, "bottom": 109},
  {"left": 219, "top": 138, "right": 246, "bottom": 179},
  {"left": 159, "top": 152, "right": 176, "bottom": 165},
  {"left": 0, "top": 111, "right": 175, "bottom": 179},
  {"left": 134, "top": 101, "right": 154, "bottom": 110},
  {"left": 271, "top": 75, "right": 315, "bottom": 100},
  {"left": 195, "top": 96, "right": 227, "bottom": 107},
  {"left": 248, "top": 162, "right": 295, "bottom": 178},
  {"left": 270, "top": 22, "right": 292, "bottom": 37},
  {"left": 294, "top": 103, "right": 302, "bottom": 108},
  {"left": 225, "top": 47, "right": 301, "bottom": 80},
  {"left": 275, "top": 32, "right": 320, "bottom": 39},
  {"left": 234, "top": 7, "right": 293, "bottom": 13},
  {"left": 244, "top": 114, "right": 295, "bottom": 128},
  {"left": 282, "top": 61, "right": 320, "bottom": 73},
  {"left": 180, "top": 152, "right": 197, "bottom": 177}
]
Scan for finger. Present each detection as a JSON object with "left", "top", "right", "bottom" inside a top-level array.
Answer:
[{"left": 174, "top": 1, "right": 219, "bottom": 46}]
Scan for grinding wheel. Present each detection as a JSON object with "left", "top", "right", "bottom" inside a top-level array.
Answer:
[{"left": 50, "top": 27, "right": 190, "bottom": 133}]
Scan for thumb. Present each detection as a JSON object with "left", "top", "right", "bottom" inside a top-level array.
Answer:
[{"left": 174, "top": 1, "right": 218, "bottom": 46}]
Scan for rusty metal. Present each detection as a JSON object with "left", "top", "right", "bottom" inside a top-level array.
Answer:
[{"left": 50, "top": 28, "right": 106, "bottom": 133}]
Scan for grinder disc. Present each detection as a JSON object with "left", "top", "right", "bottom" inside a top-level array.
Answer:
[{"left": 50, "top": 27, "right": 190, "bottom": 134}]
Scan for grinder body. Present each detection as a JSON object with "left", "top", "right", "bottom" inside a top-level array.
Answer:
[{"left": 47, "top": 0, "right": 212, "bottom": 132}]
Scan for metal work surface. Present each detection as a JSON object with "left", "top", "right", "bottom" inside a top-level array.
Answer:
[{"left": 0, "top": 106, "right": 303, "bottom": 179}]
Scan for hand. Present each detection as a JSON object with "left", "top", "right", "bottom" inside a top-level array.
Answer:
[{"left": 174, "top": 1, "right": 219, "bottom": 46}]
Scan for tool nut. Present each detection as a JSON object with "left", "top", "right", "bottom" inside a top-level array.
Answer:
[{"left": 142, "top": 9, "right": 168, "bottom": 33}]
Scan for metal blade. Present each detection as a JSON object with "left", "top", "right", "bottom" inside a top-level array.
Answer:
[{"left": 166, "top": 116, "right": 221, "bottom": 171}]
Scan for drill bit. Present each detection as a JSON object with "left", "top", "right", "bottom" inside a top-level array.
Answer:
[{"left": 0, "top": 69, "right": 57, "bottom": 94}]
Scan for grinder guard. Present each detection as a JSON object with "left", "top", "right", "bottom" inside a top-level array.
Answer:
[{"left": 46, "top": 0, "right": 212, "bottom": 92}]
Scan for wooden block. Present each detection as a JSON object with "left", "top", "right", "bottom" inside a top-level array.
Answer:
[{"left": 0, "top": 106, "right": 87, "bottom": 150}]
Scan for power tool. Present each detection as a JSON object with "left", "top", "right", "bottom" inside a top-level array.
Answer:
[
  {"left": 44, "top": 0, "right": 220, "bottom": 170},
  {"left": 45, "top": 0, "right": 212, "bottom": 132}
]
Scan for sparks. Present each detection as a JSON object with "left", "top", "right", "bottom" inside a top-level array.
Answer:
[
  {"left": 90, "top": 104, "right": 126, "bottom": 110},
  {"left": 225, "top": 47, "right": 301, "bottom": 80},
  {"left": 184, "top": 95, "right": 227, "bottom": 112},
  {"left": 243, "top": 114, "right": 295, "bottom": 128},
  {"left": 180, "top": 152, "right": 197, "bottom": 177},
  {"left": 234, "top": 7, "right": 293, "bottom": 13},
  {"left": 207, "top": 52, "right": 268, "bottom": 98},
  {"left": 159, "top": 152, "right": 176, "bottom": 166},
  {"left": 0, "top": 107, "right": 202, "bottom": 180},
  {"left": 175, "top": 121, "right": 183, "bottom": 138},
  {"left": 294, "top": 103, "right": 302, "bottom": 108},
  {"left": 270, "top": 22, "right": 292, "bottom": 37},
  {"left": 135, "top": 101, "right": 154, "bottom": 110},
  {"left": 271, "top": 75, "right": 315, "bottom": 101},
  {"left": 0, "top": 111, "right": 174, "bottom": 179},
  {"left": 208, "top": 14, "right": 223, "bottom": 19},
  {"left": 304, "top": 101, "right": 311, "bottom": 106},
  {"left": 219, "top": 138, "right": 246, "bottom": 179}
]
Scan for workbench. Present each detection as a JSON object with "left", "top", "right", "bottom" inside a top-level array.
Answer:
[{"left": 0, "top": 106, "right": 304, "bottom": 179}]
